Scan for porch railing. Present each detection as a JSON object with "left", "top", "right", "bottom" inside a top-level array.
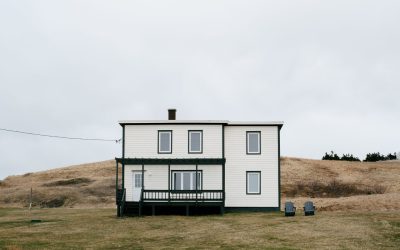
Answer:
[{"left": 142, "top": 190, "right": 224, "bottom": 202}]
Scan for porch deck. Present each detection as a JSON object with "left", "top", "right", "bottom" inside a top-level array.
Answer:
[
  {"left": 142, "top": 190, "right": 224, "bottom": 202},
  {"left": 117, "top": 189, "right": 224, "bottom": 216}
]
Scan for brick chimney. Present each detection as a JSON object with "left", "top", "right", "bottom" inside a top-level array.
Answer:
[{"left": 168, "top": 109, "right": 176, "bottom": 120}]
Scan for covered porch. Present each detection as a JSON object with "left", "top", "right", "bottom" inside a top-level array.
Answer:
[{"left": 115, "top": 158, "right": 225, "bottom": 216}]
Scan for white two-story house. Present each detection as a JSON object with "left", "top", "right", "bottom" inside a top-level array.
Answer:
[{"left": 115, "top": 109, "right": 283, "bottom": 216}]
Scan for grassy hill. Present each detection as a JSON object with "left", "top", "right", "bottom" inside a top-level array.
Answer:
[
  {"left": 0, "top": 161, "right": 116, "bottom": 208},
  {"left": 281, "top": 158, "right": 400, "bottom": 211},
  {"left": 1, "top": 157, "right": 399, "bottom": 211}
]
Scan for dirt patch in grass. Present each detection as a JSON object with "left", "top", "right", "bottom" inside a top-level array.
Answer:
[
  {"left": 284, "top": 179, "right": 386, "bottom": 198},
  {"left": 42, "top": 178, "right": 93, "bottom": 187}
]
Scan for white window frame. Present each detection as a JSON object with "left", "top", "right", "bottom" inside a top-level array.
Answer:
[
  {"left": 188, "top": 130, "right": 203, "bottom": 154},
  {"left": 246, "top": 171, "right": 261, "bottom": 194},
  {"left": 246, "top": 131, "right": 261, "bottom": 154},
  {"left": 172, "top": 171, "right": 202, "bottom": 191},
  {"left": 158, "top": 130, "right": 172, "bottom": 154}
]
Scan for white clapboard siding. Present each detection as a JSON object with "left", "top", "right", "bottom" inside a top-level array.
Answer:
[
  {"left": 124, "top": 125, "right": 223, "bottom": 158},
  {"left": 125, "top": 164, "right": 222, "bottom": 202},
  {"left": 224, "top": 126, "right": 279, "bottom": 207}
]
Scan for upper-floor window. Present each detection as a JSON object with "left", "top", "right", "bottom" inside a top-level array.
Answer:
[
  {"left": 188, "top": 130, "right": 203, "bottom": 153},
  {"left": 158, "top": 130, "right": 172, "bottom": 154},
  {"left": 246, "top": 131, "right": 261, "bottom": 154}
]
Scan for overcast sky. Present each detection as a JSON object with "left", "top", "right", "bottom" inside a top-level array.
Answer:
[{"left": 1, "top": 1, "right": 399, "bottom": 179}]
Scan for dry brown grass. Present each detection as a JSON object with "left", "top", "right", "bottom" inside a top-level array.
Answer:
[
  {"left": 281, "top": 157, "right": 400, "bottom": 211},
  {"left": 281, "top": 157, "right": 400, "bottom": 193},
  {"left": 42, "top": 177, "right": 93, "bottom": 187},
  {"left": 1, "top": 158, "right": 399, "bottom": 249},
  {"left": 1, "top": 157, "right": 400, "bottom": 211},
  {"left": 0, "top": 160, "right": 117, "bottom": 208},
  {"left": 0, "top": 208, "right": 399, "bottom": 249},
  {"left": 285, "top": 179, "right": 387, "bottom": 198}
]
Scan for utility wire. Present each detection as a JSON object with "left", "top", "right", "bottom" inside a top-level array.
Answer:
[{"left": 0, "top": 128, "right": 121, "bottom": 143}]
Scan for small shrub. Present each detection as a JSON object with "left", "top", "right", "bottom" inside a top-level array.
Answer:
[
  {"left": 385, "top": 152, "right": 397, "bottom": 160},
  {"left": 341, "top": 154, "right": 361, "bottom": 162},
  {"left": 322, "top": 151, "right": 340, "bottom": 160},
  {"left": 364, "top": 152, "right": 386, "bottom": 162},
  {"left": 364, "top": 152, "right": 397, "bottom": 162},
  {"left": 322, "top": 151, "right": 360, "bottom": 161},
  {"left": 323, "top": 151, "right": 397, "bottom": 162}
]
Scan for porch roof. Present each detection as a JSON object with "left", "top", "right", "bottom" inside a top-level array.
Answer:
[{"left": 115, "top": 158, "right": 225, "bottom": 165}]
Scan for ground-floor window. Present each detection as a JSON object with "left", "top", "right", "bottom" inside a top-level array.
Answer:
[
  {"left": 134, "top": 172, "right": 142, "bottom": 188},
  {"left": 172, "top": 171, "right": 202, "bottom": 190},
  {"left": 246, "top": 171, "right": 261, "bottom": 194}
]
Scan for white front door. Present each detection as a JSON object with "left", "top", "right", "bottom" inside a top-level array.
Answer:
[{"left": 132, "top": 172, "right": 142, "bottom": 201}]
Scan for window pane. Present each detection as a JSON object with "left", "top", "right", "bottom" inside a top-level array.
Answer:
[
  {"left": 160, "top": 132, "right": 171, "bottom": 152},
  {"left": 190, "top": 132, "right": 201, "bottom": 152},
  {"left": 134, "top": 173, "right": 142, "bottom": 188},
  {"left": 183, "top": 172, "right": 191, "bottom": 190},
  {"left": 248, "top": 133, "right": 259, "bottom": 153},
  {"left": 248, "top": 173, "right": 260, "bottom": 193},
  {"left": 190, "top": 173, "right": 196, "bottom": 190},
  {"left": 174, "top": 173, "right": 181, "bottom": 190},
  {"left": 190, "top": 172, "right": 201, "bottom": 190},
  {"left": 197, "top": 172, "right": 201, "bottom": 189},
  {"left": 173, "top": 172, "right": 202, "bottom": 190}
]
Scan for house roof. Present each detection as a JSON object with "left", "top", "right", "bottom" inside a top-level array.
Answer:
[
  {"left": 118, "top": 120, "right": 284, "bottom": 127},
  {"left": 228, "top": 121, "right": 284, "bottom": 126}
]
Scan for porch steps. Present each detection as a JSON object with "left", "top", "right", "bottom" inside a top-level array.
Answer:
[
  {"left": 116, "top": 189, "right": 124, "bottom": 205},
  {"left": 124, "top": 202, "right": 140, "bottom": 216}
]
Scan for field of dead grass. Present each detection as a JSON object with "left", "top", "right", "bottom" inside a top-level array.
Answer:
[
  {"left": 1, "top": 157, "right": 400, "bottom": 211},
  {"left": 281, "top": 157, "right": 400, "bottom": 212},
  {"left": 0, "top": 160, "right": 116, "bottom": 208},
  {"left": 0, "top": 208, "right": 399, "bottom": 249}
]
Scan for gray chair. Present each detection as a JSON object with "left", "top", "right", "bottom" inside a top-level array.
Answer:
[
  {"left": 304, "top": 201, "right": 315, "bottom": 216},
  {"left": 284, "top": 201, "right": 296, "bottom": 216}
]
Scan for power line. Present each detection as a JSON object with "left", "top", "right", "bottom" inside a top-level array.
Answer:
[{"left": 0, "top": 128, "right": 121, "bottom": 143}]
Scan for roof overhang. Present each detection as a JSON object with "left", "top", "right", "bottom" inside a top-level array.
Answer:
[
  {"left": 115, "top": 158, "right": 226, "bottom": 165},
  {"left": 227, "top": 121, "right": 284, "bottom": 127},
  {"left": 119, "top": 120, "right": 228, "bottom": 126},
  {"left": 118, "top": 120, "right": 284, "bottom": 127}
]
